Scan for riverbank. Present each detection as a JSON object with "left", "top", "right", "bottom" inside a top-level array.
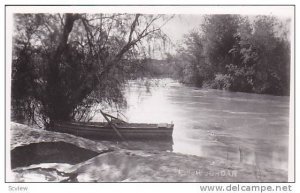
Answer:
[{"left": 8, "top": 122, "right": 288, "bottom": 182}]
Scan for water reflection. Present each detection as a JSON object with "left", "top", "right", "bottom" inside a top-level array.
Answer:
[{"left": 93, "top": 79, "right": 290, "bottom": 171}]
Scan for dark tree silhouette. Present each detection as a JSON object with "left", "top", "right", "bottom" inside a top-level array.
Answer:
[{"left": 12, "top": 13, "right": 172, "bottom": 127}]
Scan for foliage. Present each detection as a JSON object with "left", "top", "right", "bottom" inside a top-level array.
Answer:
[
  {"left": 173, "top": 31, "right": 214, "bottom": 86},
  {"left": 210, "top": 73, "right": 232, "bottom": 90},
  {"left": 201, "top": 15, "right": 240, "bottom": 74},
  {"left": 171, "top": 15, "right": 290, "bottom": 96},
  {"left": 12, "top": 13, "right": 171, "bottom": 127}
]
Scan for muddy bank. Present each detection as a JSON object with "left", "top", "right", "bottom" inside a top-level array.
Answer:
[{"left": 9, "top": 122, "right": 288, "bottom": 182}]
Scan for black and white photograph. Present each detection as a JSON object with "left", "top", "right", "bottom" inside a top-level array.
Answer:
[{"left": 5, "top": 5, "right": 294, "bottom": 183}]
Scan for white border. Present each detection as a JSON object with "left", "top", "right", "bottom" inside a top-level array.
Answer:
[
  {"left": 2, "top": 3, "right": 297, "bottom": 193},
  {"left": 5, "top": 5, "right": 294, "bottom": 17}
]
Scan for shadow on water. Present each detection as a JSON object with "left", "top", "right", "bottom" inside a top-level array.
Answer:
[{"left": 11, "top": 142, "right": 101, "bottom": 169}]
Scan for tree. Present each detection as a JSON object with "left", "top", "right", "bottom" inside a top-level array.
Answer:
[
  {"left": 228, "top": 16, "right": 290, "bottom": 95},
  {"left": 175, "top": 31, "right": 214, "bottom": 86},
  {"left": 173, "top": 15, "right": 240, "bottom": 87},
  {"left": 249, "top": 16, "right": 290, "bottom": 95},
  {"left": 172, "top": 14, "right": 290, "bottom": 96},
  {"left": 201, "top": 15, "right": 240, "bottom": 74},
  {"left": 12, "top": 13, "right": 172, "bottom": 128}
]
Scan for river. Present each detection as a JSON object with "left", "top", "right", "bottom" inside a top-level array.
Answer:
[{"left": 93, "top": 78, "right": 290, "bottom": 171}]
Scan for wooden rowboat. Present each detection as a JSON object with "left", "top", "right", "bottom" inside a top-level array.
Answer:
[
  {"left": 53, "top": 121, "right": 174, "bottom": 141},
  {"left": 53, "top": 111, "right": 174, "bottom": 141}
]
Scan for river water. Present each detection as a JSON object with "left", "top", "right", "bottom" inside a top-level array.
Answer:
[{"left": 94, "top": 78, "right": 290, "bottom": 171}]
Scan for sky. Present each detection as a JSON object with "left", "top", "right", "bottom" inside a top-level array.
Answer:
[
  {"left": 161, "top": 15, "right": 204, "bottom": 44},
  {"left": 145, "top": 14, "right": 205, "bottom": 58}
]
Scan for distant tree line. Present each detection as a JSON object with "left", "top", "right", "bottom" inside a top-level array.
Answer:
[
  {"left": 168, "top": 15, "right": 291, "bottom": 96},
  {"left": 125, "top": 58, "right": 175, "bottom": 79}
]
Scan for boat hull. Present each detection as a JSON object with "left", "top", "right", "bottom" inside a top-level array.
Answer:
[{"left": 53, "top": 121, "right": 174, "bottom": 141}]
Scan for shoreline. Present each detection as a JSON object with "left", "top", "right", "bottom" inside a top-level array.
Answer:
[{"left": 8, "top": 122, "right": 288, "bottom": 182}]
